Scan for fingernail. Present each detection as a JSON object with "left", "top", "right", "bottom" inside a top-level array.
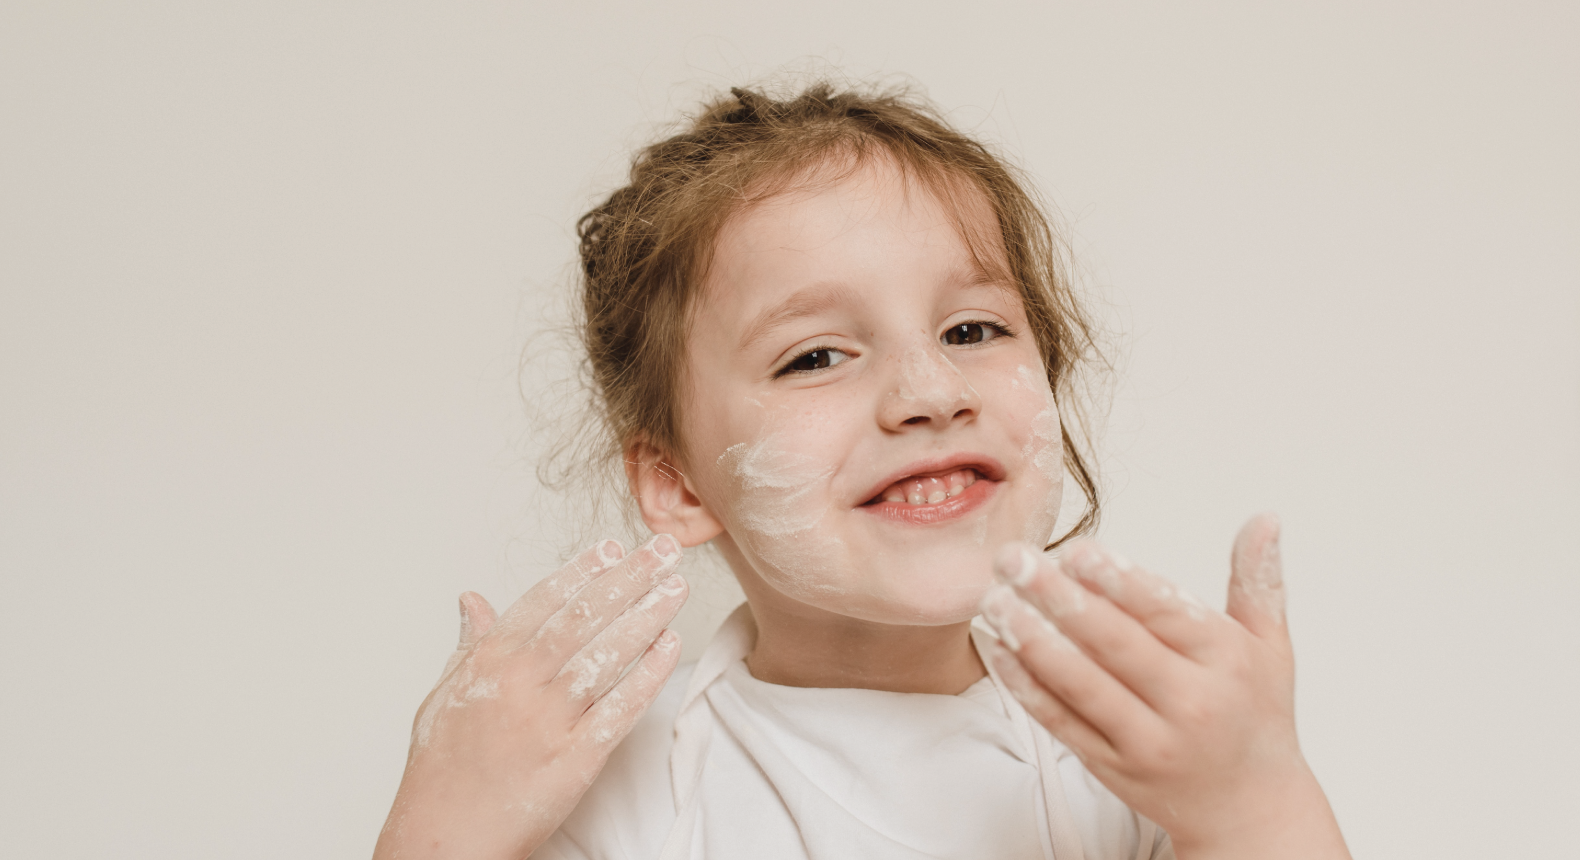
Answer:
[
  {"left": 596, "top": 539, "right": 625, "bottom": 568},
  {"left": 1263, "top": 518, "right": 1284, "bottom": 587},
  {"left": 993, "top": 543, "right": 1041, "bottom": 588},
  {"left": 1065, "top": 544, "right": 1103, "bottom": 578},
  {"left": 652, "top": 533, "right": 681, "bottom": 561},
  {"left": 457, "top": 594, "right": 474, "bottom": 644},
  {"left": 1064, "top": 544, "right": 1120, "bottom": 599}
]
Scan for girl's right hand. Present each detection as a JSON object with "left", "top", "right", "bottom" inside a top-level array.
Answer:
[
  {"left": 373, "top": 535, "right": 689, "bottom": 860},
  {"left": 979, "top": 517, "right": 1350, "bottom": 860}
]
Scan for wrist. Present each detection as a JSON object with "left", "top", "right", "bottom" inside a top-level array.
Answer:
[
  {"left": 1169, "top": 765, "right": 1350, "bottom": 860},
  {"left": 374, "top": 771, "right": 543, "bottom": 860}
]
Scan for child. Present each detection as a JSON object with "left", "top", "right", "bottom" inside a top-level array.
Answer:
[{"left": 373, "top": 83, "right": 1351, "bottom": 860}]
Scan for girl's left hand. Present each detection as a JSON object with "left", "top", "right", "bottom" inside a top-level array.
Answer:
[{"left": 979, "top": 514, "right": 1351, "bottom": 860}]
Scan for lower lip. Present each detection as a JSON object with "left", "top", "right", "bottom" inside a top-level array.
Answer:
[{"left": 859, "top": 477, "right": 998, "bottom": 526}]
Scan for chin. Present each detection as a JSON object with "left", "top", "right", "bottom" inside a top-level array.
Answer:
[
  {"left": 895, "top": 588, "right": 994, "bottom": 626},
  {"left": 821, "top": 544, "right": 1000, "bottom": 627},
  {"left": 721, "top": 497, "right": 1056, "bottom": 627}
]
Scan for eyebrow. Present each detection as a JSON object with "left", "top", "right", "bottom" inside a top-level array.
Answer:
[
  {"left": 735, "top": 282, "right": 864, "bottom": 353},
  {"left": 950, "top": 261, "right": 1013, "bottom": 293}
]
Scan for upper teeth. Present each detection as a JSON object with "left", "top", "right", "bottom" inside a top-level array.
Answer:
[{"left": 880, "top": 468, "right": 979, "bottom": 505}]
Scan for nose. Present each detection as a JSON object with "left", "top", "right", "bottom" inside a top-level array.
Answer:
[{"left": 877, "top": 343, "right": 982, "bottom": 432}]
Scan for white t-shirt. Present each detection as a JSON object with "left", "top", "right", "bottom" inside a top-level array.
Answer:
[{"left": 534, "top": 605, "right": 1172, "bottom": 860}]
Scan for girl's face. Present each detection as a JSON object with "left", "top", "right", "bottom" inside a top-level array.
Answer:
[{"left": 679, "top": 157, "right": 1063, "bottom": 626}]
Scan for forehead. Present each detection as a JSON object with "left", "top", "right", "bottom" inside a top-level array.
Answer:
[{"left": 696, "top": 156, "right": 1009, "bottom": 321}]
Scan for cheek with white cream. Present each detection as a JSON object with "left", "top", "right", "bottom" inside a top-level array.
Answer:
[
  {"left": 1013, "top": 363, "right": 1065, "bottom": 547},
  {"left": 712, "top": 422, "right": 851, "bottom": 602}
]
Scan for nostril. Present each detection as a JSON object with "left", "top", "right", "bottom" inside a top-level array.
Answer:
[{"left": 902, "top": 415, "right": 928, "bottom": 426}]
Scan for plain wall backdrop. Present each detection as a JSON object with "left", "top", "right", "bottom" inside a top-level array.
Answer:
[{"left": 2, "top": 2, "right": 1576, "bottom": 857}]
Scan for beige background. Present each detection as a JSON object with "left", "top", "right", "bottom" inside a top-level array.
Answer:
[{"left": 2, "top": 2, "right": 1576, "bottom": 857}]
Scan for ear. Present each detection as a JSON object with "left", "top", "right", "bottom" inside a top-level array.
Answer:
[{"left": 624, "top": 439, "right": 726, "bottom": 548}]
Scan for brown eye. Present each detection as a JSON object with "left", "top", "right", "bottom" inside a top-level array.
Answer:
[
  {"left": 791, "top": 349, "right": 834, "bottom": 371},
  {"left": 944, "top": 323, "right": 992, "bottom": 345},
  {"left": 778, "top": 347, "right": 849, "bottom": 377}
]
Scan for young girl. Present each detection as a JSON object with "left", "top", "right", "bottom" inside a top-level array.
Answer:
[{"left": 373, "top": 83, "right": 1351, "bottom": 860}]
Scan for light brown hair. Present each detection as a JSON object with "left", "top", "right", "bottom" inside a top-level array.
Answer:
[{"left": 573, "top": 82, "right": 1102, "bottom": 547}]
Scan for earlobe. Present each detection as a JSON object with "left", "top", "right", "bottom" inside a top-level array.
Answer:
[{"left": 624, "top": 440, "right": 726, "bottom": 548}]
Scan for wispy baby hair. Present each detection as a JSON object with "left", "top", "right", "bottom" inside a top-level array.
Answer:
[{"left": 575, "top": 80, "right": 1103, "bottom": 547}]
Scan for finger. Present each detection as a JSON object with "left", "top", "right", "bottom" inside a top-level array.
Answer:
[
  {"left": 457, "top": 592, "right": 497, "bottom": 648},
  {"left": 578, "top": 628, "right": 684, "bottom": 748},
  {"left": 993, "top": 543, "right": 1196, "bottom": 707},
  {"left": 980, "top": 635, "right": 1114, "bottom": 764},
  {"left": 435, "top": 592, "right": 499, "bottom": 683},
  {"left": 1226, "top": 512, "right": 1287, "bottom": 641},
  {"left": 553, "top": 572, "right": 689, "bottom": 710},
  {"left": 1052, "top": 541, "right": 1224, "bottom": 661},
  {"left": 493, "top": 539, "right": 627, "bottom": 639},
  {"left": 979, "top": 583, "right": 1164, "bottom": 749},
  {"left": 525, "top": 534, "right": 683, "bottom": 664}
]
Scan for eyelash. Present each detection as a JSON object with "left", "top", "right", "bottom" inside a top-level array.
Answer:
[
  {"left": 772, "top": 319, "right": 1015, "bottom": 379},
  {"left": 943, "top": 319, "right": 1015, "bottom": 347},
  {"left": 773, "top": 344, "right": 846, "bottom": 378}
]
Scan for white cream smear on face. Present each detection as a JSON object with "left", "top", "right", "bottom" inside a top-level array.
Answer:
[
  {"left": 717, "top": 429, "right": 848, "bottom": 597},
  {"left": 719, "top": 436, "right": 829, "bottom": 539},
  {"left": 896, "top": 343, "right": 978, "bottom": 412},
  {"left": 1015, "top": 364, "right": 1064, "bottom": 546}
]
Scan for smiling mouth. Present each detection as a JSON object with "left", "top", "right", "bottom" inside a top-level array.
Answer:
[{"left": 865, "top": 468, "right": 982, "bottom": 507}]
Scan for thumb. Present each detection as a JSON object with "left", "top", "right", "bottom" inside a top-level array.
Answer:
[
  {"left": 457, "top": 591, "right": 498, "bottom": 649},
  {"left": 1226, "top": 512, "right": 1287, "bottom": 641}
]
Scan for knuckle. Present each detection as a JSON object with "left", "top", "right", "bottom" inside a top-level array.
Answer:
[
  {"left": 1087, "top": 627, "right": 1129, "bottom": 660},
  {"left": 1032, "top": 576, "right": 1082, "bottom": 615},
  {"left": 614, "top": 560, "right": 659, "bottom": 592},
  {"left": 569, "top": 596, "right": 597, "bottom": 619},
  {"left": 1059, "top": 673, "right": 1100, "bottom": 707},
  {"left": 1143, "top": 738, "right": 1184, "bottom": 776},
  {"left": 1086, "top": 745, "right": 1123, "bottom": 776},
  {"left": 539, "top": 724, "right": 578, "bottom": 758},
  {"left": 1220, "top": 647, "right": 1257, "bottom": 687},
  {"left": 469, "top": 637, "right": 504, "bottom": 664},
  {"left": 1025, "top": 698, "right": 1061, "bottom": 728},
  {"left": 1169, "top": 685, "right": 1216, "bottom": 728},
  {"left": 1117, "top": 723, "right": 1182, "bottom": 777}
]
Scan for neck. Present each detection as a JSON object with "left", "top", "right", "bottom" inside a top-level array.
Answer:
[{"left": 734, "top": 571, "right": 986, "bottom": 695}]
